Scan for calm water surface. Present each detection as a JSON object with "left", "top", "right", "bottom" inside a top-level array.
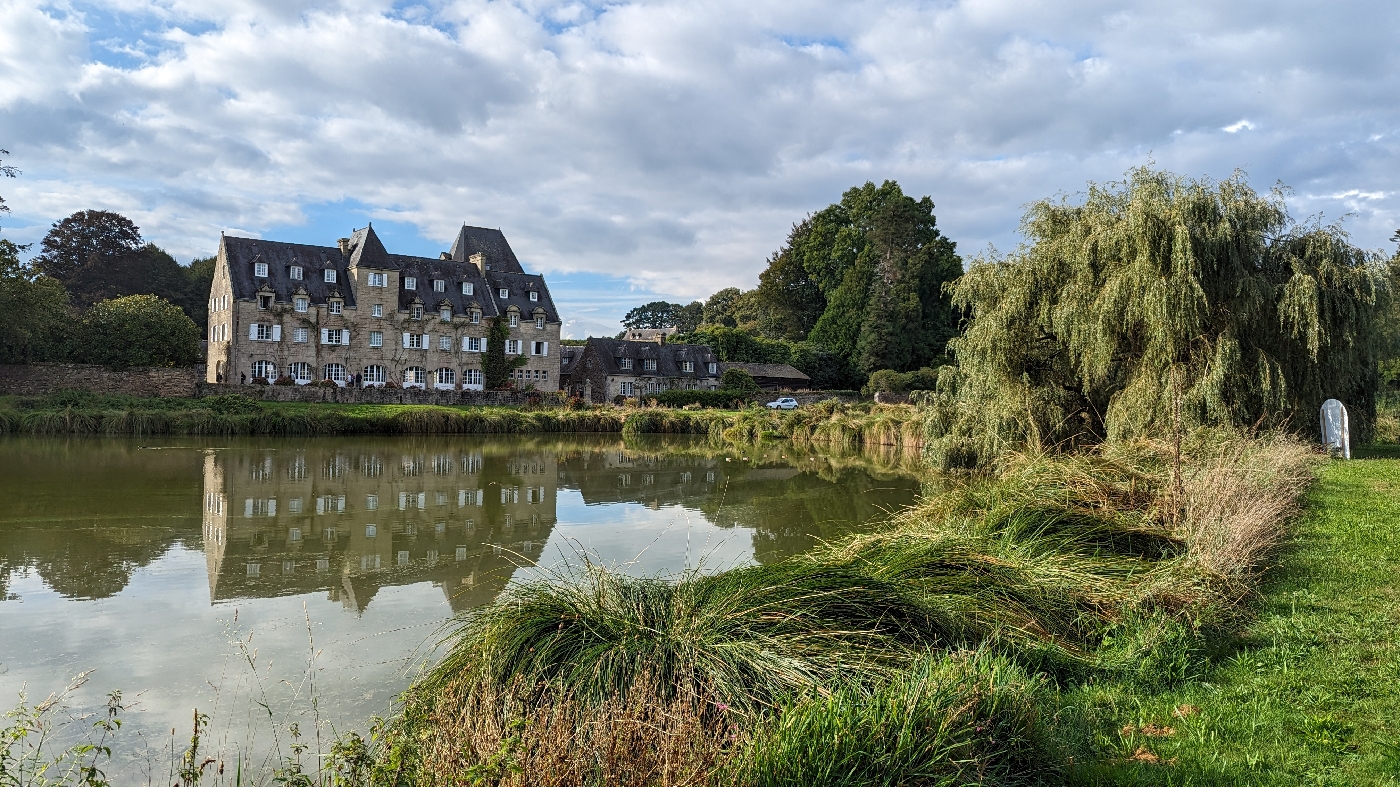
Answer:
[{"left": 0, "top": 434, "right": 922, "bottom": 776}]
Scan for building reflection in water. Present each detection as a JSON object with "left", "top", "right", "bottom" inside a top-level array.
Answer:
[
  {"left": 199, "top": 437, "right": 923, "bottom": 615},
  {"left": 202, "top": 442, "right": 558, "bottom": 613}
]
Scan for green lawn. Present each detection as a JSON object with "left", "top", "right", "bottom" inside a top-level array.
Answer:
[{"left": 1071, "top": 450, "right": 1400, "bottom": 785}]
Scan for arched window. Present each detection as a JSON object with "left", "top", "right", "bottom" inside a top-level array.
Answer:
[
  {"left": 434, "top": 367, "right": 456, "bottom": 389},
  {"left": 252, "top": 360, "right": 277, "bottom": 381},
  {"left": 403, "top": 366, "right": 426, "bottom": 388},
  {"left": 362, "top": 365, "right": 386, "bottom": 385},
  {"left": 463, "top": 368, "right": 483, "bottom": 390},
  {"left": 322, "top": 363, "right": 347, "bottom": 384},
  {"left": 289, "top": 362, "right": 313, "bottom": 383}
]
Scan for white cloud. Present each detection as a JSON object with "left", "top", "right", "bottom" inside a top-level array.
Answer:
[{"left": 2, "top": 0, "right": 1399, "bottom": 328}]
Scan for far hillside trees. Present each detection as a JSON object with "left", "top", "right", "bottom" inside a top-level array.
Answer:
[{"left": 925, "top": 167, "right": 1385, "bottom": 469}]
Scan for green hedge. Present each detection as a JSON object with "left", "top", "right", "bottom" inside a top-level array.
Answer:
[{"left": 652, "top": 389, "right": 751, "bottom": 409}]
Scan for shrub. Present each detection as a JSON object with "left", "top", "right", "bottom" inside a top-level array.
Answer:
[
  {"left": 70, "top": 294, "right": 200, "bottom": 370},
  {"left": 273, "top": 375, "right": 294, "bottom": 386},
  {"left": 203, "top": 393, "right": 262, "bottom": 415},
  {"left": 721, "top": 368, "right": 760, "bottom": 393},
  {"left": 653, "top": 389, "right": 747, "bottom": 409}
]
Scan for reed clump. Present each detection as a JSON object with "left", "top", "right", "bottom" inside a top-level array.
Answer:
[{"left": 386, "top": 431, "right": 1316, "bottom": 784}]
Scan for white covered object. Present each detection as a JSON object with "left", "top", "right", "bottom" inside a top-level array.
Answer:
[{"left": 1320, "top": 399, "right": 1351, "bottom": 459}]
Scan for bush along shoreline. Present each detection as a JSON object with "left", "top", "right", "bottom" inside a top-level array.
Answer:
[
  {"left": 0, "top": 392, "right": 931, "bottom": 451},
  {"left": 351, "top": 431, "right": 1314, "bottom": 786}
]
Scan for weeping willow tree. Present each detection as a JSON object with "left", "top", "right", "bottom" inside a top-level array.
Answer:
[{"left": 925, "top": 167, "right": 1383, "bottom": 470}]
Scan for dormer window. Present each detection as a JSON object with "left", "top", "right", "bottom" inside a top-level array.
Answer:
[
  {"left": 643, "top": 359, "right": 657, "bottom": 372},
  {"left": 529, "top": 291, "right": 538, "bottom": 302},
  {"left": 681, "top": 361, "right": 694, "bottom": 373},
  {"left": 462, "top": 282, "right": 473, "bottom": 295},
  {"left": 499, "top": 288, "right": 509, "bottom": 299},
  {"left": 404, "top": 276, "right": 417, "bottom": 290},
  {"left": 535, "top": 315, "right": 545, "bottom": 330},
  {"left": 439, "top": 308, "right": 452, "bottom": 322},
  {"left": 411, "top": 305, "right": 423, "bottom": 320},
  {"left": 294, "top": 296, "right": 309, "bottom": 313},
  {"left": 433, "top": 280, "right": 445, "bottom": 292},
  {"left": 254, "top": 262, "right": 268, "bottom": 277},
  {"left": 290, "top": 265, "right": 303, "bottom": 280},
  {"left": 470, "top": 309, "right": 481, "bottom": 324},
  {"left": 619, "top": 358, "right": 633, "bottom": 371},
  {"left": 257, "top": 294, "right": 272, "bottom": 310},
  {"left": 324, "top": 269, "right": 337, "bottom": 283},
  {"left": 707, "top": 362, "right": 718, "bottom": 375},
  {"left": 508, "top": 312, "right": 518, "bottom": 328},
  {"left": 329, "top": 300, "right": 343, "bottom": 315}
]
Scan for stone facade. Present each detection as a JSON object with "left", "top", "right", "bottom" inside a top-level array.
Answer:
[
  {"left": 207, "top": 225, "right": 561, "bottom": 392},
  {"left": 562, "top": 338, "right": 722, "bottom": 403},
  {"left": 0, "top": 363, "right": 203, "bottom": 397},
  {"left": 196, "top": 383, "right": 563, "bottom": 407}
]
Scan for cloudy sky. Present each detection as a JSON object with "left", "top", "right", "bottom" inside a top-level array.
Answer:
[{"left": 2, "top": 0, "right": 1398, "bottom": 337}]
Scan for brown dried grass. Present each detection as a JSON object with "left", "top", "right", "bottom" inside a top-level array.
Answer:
[{"left": 410, "top": 674, "right": 732, "bottom": 787}]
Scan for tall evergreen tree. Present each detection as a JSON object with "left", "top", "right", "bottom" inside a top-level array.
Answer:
[{"left": 925, "top": 168, "right": 1384, "bottom": 470}]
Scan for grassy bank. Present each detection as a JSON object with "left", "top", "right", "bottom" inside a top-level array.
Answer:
[
  {"left": 366, "top": 432, "right": 1318, "bottom": 786},
  {"left": 0, "top": 392, "right": 930, "bottom": 452},
  {"left": 1064, "top": 447, "right": 1400, "bottom": 785}
]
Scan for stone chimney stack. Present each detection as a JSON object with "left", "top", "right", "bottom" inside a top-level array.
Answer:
[
  {"left": 337, "top": 237, "right": 351, "bottom": 255},
  {"left": 469, "top": 252, "right": 487, "bottom": 274}
]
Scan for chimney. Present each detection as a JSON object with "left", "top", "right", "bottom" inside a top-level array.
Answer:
[
  {"left": 469, "top": 252, "right": 486, "bottom": 274},
  {"left": 337, "top": 238, "right": 351, "bottom": 255}
]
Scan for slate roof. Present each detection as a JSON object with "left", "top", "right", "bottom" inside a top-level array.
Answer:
[
  {"left": 448, "top": 225, "right": 524, "bottom": 273},
  {"left": 222, "top": 225, "right": 557, "bottom": 321},
  {"left": 222, "top": 235, "right": 356, "bottom": 308},
  {"left": 584, "top": 338, "right": 720, "bottom": 378},
  {"left": 558, "top": 345, "right": 582, "bottom": 377},
  {"left": 719, "top": 363, "right": 811, "bottom": 382}
]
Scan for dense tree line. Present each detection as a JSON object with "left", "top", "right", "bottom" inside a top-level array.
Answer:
[{"left": 0, "top": 156, "right": 205, "bottom": 368}]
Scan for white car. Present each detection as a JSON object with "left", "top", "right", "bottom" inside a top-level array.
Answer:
[{"left": 766, "top": 397, "right": 799, "bottom": 410}]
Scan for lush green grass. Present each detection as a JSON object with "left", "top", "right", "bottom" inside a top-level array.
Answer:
[{"left": 1066, "top": 452, "right": 1400, "bottom": 786}]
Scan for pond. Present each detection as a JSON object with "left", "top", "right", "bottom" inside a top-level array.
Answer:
[{"left": 0, "top": 434, "right": 924, "bottom": 777}]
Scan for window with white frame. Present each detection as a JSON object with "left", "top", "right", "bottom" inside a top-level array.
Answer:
[
  {"left": 363, "top": 365, "right": 385, "bottom": 384},
  {"left": 619, "top": 381, "right": 634, "bottom": 396},
  {"left": 535, "top": 315, "right": 545, "bottom": 329},
  {"left": 290, "top": 265, "right": 303, "bottom": 280},
  {"left": 404, "top": 333, "right": 427, "bottom": 349},
  {"left": 254, "top": 262, "right": 268, "bottom": 277},
  {"left": 464, "top": 369, "right": 483, "bottom": 387},
  {"left": 506, "top": 339, "right": 522, "bottom": 354},
  {"left": 369, "top": 330, "right": 383, "bottom": 347},
  {"left": 404, "top": 276, "right": 417, "bottom": 290},
  {"left": 411, "top": 305, "right": 423, "bottom": 320},
  {"left": 643, "top": 358, "right": 657, "bottom": 371},
  {"left": 439, "top": 307, "right": 452, "bottom": 322},
  {"left": 293, "top": 327, "right": 308, "bottom": 343},
  {"left": 329, "top": 300, "right": 342, "bottom": 315},
  {"left": 619, "top": 358, "right": 633, "bottom": 370},
  {"left": 499, "top": 288, "right": 509, "bottom": 298},
  {"left": 470, "top": 309, "right": 481, "bottom": 324},
  {"left": 321, "top": 328, "right": 350, "bottom": 345},
  {"left": 434, "top": 368, "right": 456, "bottom": 387},
  {"left": 462, "top": 282, "right": 473, "bottom": 295},
  {"left": 433, "top": 279, "right": 445, "bottom": 292},
  {"left": 531, "top": 341, "right": 548, "bottom": 356},
  {"left": 529, "top": 291, "right": 538, "bottom": 301},
  {"left": 438, "top": 335, "right": 452, "bottom": 351},
  {"left": 294, "top": 296, "right": 308, "bottom": 312},
  {"left": 707, "top": 362, "right": 718, "bottom": 374},
  {"left": 369, "top": 272, "right": 386, "bottom": 287},
  {"left": 290, "top": 362, "right": 312, "bottom": 382},
  {"left": 403, "top": 366, "right": 426, "bottom": 386},
  {"left": 251, "top": 323, "right": 279, "bottom": 341},
  {"left": 252, "top": 360, "right": 277, "bottom": 380},
  {"left": 681, "top": 360, "right": 694, "bottom": 372},
  {"left": 257, "top": 294, "right": 272, "bottom": 310},
  {"left": 508, "top": 313, "right": 519, "bottom": 327},
  {"left": 322, "top": 363, "right": 346, "bottom": 383},
  {"left": 324, "top": 269, "right": 337, "bottom": 283}
]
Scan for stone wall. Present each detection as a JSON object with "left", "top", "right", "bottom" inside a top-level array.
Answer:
[
  {"left": 0, "top": 363, "right": 204, "bottom": 398},
  {"left": 195, "top": 382, "right": 561, "bottom": 407}
]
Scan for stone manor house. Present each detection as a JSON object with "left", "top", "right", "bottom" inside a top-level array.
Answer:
[{"left": 207, "top": 224, "right": 561, "bottom": 391}]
